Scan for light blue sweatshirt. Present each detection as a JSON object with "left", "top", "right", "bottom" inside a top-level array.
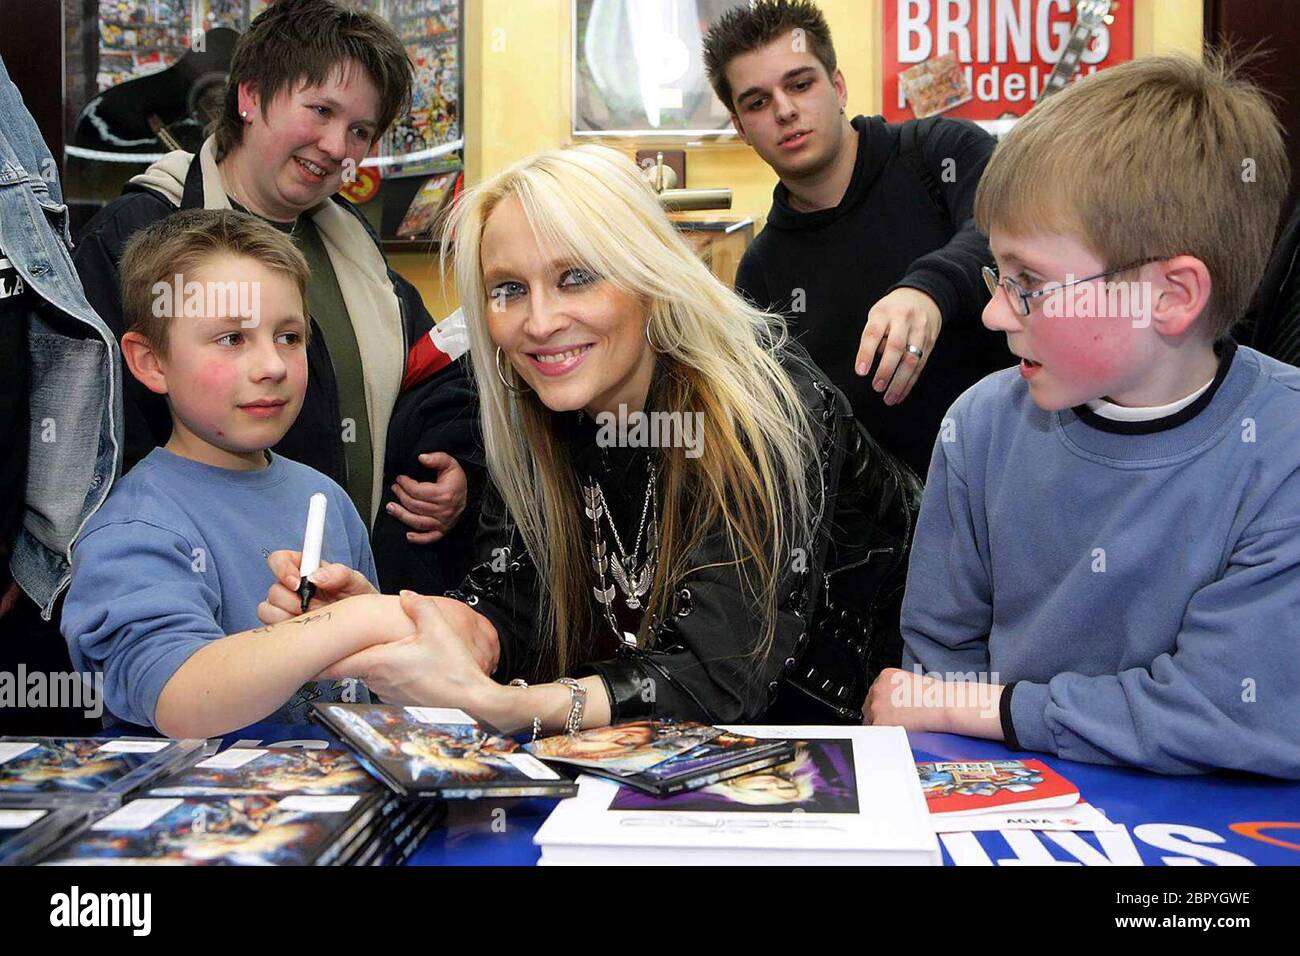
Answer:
[
  {"left": 62, "top": 448, "right": 377, "bottom": 729},
  {"left": 902, "top": 342, "right": 1300, "bottom": 778}
]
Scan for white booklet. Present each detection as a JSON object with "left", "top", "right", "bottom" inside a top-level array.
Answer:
[
  {"left": 931, "top": 802, "right": 1119, "bottom": 834},
  {"left": 533, "top": 725, "right": 940, "bottom": 866}
]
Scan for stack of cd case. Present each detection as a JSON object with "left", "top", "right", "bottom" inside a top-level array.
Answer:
[
  {"left": 40, "top": 745, "right": 444, "bottom": 866},
  {"left": 311, "top": 703, "right": 578, "bottom": 800},
  {"left": 146, "top": 744, "right": 443, "bottom": 865},
  {"left": 0, "top": 735, "right": 202, "bottom": 866},
  {"left": 525, "top": 721, "right": 796, "bottom": 796},
  {"left": 40, "top": 792, "right": 393, "bottom": 865}
]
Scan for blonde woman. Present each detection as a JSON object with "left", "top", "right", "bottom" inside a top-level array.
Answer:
[{"left": 262, "top": 146, "right": 921, "bottom": 733}]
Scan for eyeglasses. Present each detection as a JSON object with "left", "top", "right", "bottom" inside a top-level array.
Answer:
[{"left": 982, "top": 258, "right": 1160, "bottom": 317}]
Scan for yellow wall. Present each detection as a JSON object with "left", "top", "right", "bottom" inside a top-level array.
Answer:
[
  {"left": 389, "top": 249, "right": 458, "bottom": 319},
  {"left": 395, "top": 0, "right": 1203, "bottom": 312}
]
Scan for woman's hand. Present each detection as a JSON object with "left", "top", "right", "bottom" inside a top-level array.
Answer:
[
  {"left": 431, "top": 597, "right": 500, "bottom": 675},
  {"left": 258, "top": 549, "right": 377, "bottom": 625},
  {"left": 319, "top": 591, "right": 503, "bottom": 709}
]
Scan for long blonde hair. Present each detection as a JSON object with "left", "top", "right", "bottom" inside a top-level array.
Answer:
[{"left": 443, "top": 145, "right": 817, "bottom": 679}]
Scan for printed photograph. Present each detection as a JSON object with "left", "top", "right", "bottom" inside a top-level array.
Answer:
[{"left": 527, "top": 720, "right": 722, "bottom": 775}]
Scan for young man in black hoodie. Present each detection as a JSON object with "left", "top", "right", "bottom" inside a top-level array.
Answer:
[{"left": 704, "top": 0, "right": 1011, "bottom": 476}]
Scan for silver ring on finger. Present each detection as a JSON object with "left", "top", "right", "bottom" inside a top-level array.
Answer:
[{"left": 905, "top": 344, "right": 924, "bottom": 361}]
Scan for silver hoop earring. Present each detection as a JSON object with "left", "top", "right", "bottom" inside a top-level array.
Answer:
[
  {"left": 642, "top": 319, "right": 681, "bottom": 356},
  {"left": 495, "top": 346, "right": 529, "bottom": 394}
]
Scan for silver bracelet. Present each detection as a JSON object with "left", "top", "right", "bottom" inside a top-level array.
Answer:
[
  {"left": 556, "top": 678, "right": 587, "bottom": 735},
  {"left": 508, "top": 678, "right": 542, "bottom": 742}
]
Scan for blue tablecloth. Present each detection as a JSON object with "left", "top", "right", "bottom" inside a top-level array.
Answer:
[{"left": 217, "top": 722, "right": 1300, "bottom": 866}]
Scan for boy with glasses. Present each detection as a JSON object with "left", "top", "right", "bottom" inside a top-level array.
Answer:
[{"left": 864, "top": 55, "right": 1300, "bottom": 778}]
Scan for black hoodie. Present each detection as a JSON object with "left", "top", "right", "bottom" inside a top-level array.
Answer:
[{"left": 736, "top": 114, "right": 1013, "bottom": 476}]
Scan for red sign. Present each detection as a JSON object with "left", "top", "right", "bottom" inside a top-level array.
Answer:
[
  {"left": 882, "top": 0, "right": 1134, "bottom": 124},
  {"left": 340, "top": 166, "right": 381, "bottom": 204}
]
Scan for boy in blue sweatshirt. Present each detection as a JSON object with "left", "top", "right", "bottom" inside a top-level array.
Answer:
[
  {"left": 864, "top": 55, "right": 1300, "bottom": 778},
  {"left": 62, "top": 210, "right": 416, "bottom": 737}
]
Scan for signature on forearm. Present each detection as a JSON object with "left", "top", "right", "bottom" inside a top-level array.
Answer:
[{"left": 252, "top": 611, "right": 333, "bottom": 634}]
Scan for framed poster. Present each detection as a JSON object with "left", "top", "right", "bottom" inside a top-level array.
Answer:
[
  {"left": 95, "top": 0, "right": 191, "bottom": 92},
  {"left": 78, "top": 1, "right": 461, "bottom": 169},
  {"left": 881, "top": 0, "right": 1134, "bottom": 135},
  {"left": 572, "top": 0, "right": 737, "bottom": 139},
  {"left": 376, "top": 0, "right": 463, "bottom": 177}
]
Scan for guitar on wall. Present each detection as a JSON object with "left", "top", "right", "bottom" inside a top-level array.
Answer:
[
  {"left": 994, "top": 1, "right": 1118, "bottom": 120},
  {"left": 70, "top": 28, "right": 239, "bottom": 162},
  {"left": 1038, "top": 0, "right": 1119, "bottom": 103}
]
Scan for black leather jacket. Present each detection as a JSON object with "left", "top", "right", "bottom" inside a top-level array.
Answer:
[{"left": 449, "top": 355, "right": 922, "bottom": 724}]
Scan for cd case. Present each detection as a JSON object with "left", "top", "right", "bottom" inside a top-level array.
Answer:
[
  {"left": 0, "top": 801, "right": 113, "bottom": 866},
  {"left": 0, "top": 736, "right": 204, "bottom": 807},
  {"left": 311, "top": 703, "right": 578, "bottom": 801},
  {"left": 147, "top": 746, "right": 383, "bottom": 798},
  {"left": 525, "top": 720, "right": 795, "bottom": 796}
]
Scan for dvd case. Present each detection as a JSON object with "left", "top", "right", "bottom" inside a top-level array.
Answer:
[
  {"left": 526, "top": 721, "right": 795, "bottom": 796},
  {"left": 147, "top": 746, "right": 383, "bottom": 798},
  {"left": 347, "top": 799, "right": 445, "bottom": 867},
  {"left": 0, "top": 736, "right": 204, "bottom": 807},
  {"left": 331, "top": 794, "right": 405, "bottom": 866},
  {"left": 311, "top": 703, "right": 577, "bottom": 800},
  {"left": 0, "top": 801, "right": 112, "bottom": 866}
]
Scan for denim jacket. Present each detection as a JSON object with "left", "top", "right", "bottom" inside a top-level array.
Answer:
[{"left": 1, "top": 55, "right": 122, "bottom": 619}]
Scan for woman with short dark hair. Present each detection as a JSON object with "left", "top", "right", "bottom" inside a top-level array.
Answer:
[{"left": 74, "top": 0, "right": 475, "bottom": 554}]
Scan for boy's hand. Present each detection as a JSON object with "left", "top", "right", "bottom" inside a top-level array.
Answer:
[
  {"left": 258, "top": 549, "right": 377, "bottom": 625},
  {"left": 863, "top": 667, "right": 1006, "bottom": 740},
  {"left": 855, "top": 288, "right": 942, "bottom": 406},
  {"left": 863, "top": 667, "right": 943, "bottom": 731},
  {"left": 388, "top": 452, "right": 467, "bottom": 545}
]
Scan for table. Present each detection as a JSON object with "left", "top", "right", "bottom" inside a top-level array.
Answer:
[{"left": 207, "top": 723, "right": 1300, "bottom": 865}]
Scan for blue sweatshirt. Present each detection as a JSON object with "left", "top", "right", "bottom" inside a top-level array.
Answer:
[
  {"left": 62, "top": 448, "right": 378, "bottom": 729},
  {"left": 901, "top": 342, "right": 1300, "bottom": 778}
]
